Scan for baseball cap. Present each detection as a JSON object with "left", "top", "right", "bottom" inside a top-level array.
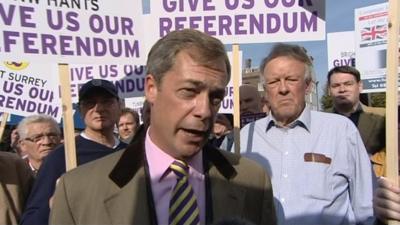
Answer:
[{"left": 79, "top": 79, "right": 119, "bottom": 101}]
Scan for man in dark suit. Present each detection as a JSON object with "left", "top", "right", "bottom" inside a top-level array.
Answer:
[
  {"left": 327, "top": 65, "right": 385, "bottom": 176},
  {"left": 50, "top": 29, "right": 276, "bottom": 225}
]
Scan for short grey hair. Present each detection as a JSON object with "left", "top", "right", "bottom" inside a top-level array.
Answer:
[
  {"left": 146, "top": 29, "right": 231, "bottom": 86},
  {"left": 259, "top": 43, "right": 314, "bottom": 84},
  {"left": 17, "top": 114, "right": 61, "bottom": 139}
]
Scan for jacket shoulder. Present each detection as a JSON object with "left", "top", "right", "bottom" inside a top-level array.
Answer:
[
  {"left": 61, "top": 149, "right": 125, "bottom": 183},
  {"left": 361, "top": 110, "right": 385, "bottom": 121}
]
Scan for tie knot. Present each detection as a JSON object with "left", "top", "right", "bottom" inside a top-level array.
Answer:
[{"left": 170, "top": 160, "right": 189, "bottom": 178}]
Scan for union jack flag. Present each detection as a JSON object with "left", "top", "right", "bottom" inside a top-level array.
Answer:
[{"left": 361, "top": 25, "right": 387, "bottom": 41}]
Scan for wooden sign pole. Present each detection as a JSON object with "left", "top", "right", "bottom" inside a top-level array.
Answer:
[
  {"left": 232, "top": 44, "right": 241, "bottom": 154},
  {"left": 58, "top": 64, "right": 77, "bottom": 171},
  {"left": 0, "top": 113, "right": 9, "bottom": 143},
  {"left": 386, "top": 0, "right": 399, "bottom": 223}
]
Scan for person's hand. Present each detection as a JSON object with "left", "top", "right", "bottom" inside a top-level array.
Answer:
[{"left": 374, "top": 176, "right": 400, "bottom": 222}]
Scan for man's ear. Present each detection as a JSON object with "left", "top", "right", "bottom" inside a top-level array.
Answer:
[
  {"left": 145, "top": 74, "right": 158, "bottom": 104},
  {"left": 358, "top": 81, "right": 363, "bottom": 93},
  {"left": 305, "top": 79, "right": 313, "bottom": 95},
  {"left": 118, "top": 98, "right": 125, "bottom": 109},
  {"left": 77, "top": 103, "right": 88, "bottom": 121},
  {"left": 117, "top": 99, "right": 123, "bottom": 114}
]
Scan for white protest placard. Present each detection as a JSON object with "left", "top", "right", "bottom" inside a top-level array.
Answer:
[
  {"left": 355, "top": 2, "right": 399, "bottom": 93},
  {"left": 327, "top": 31, "right": 355, "bottom": 70},
  {"left": 144, "top": 0, "right": 325, "bottom": 46},
  {"left": 219, "top": 51, "right": 242, "bottom": 114},
  {"left": 68, "top": 64, "right": 146, "bottom": 103},
  {"left": 124, "top": 96, "right": 146, "bottom": 124},
  {"left": 0, "top": 61, "right": 62, "bottom": 121},
  {"left": 124, "top": 96, "right": 145, "bottom": 111},
  {"left": 0, "top": 0, "right": 146, "bottom": 64}
]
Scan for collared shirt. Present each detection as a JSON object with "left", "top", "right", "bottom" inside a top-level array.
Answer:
[
  {"left": 28, "top": 161, "right": 38, "bottom": 174},
  {"left": 145, "top": 128, "right": 205, "bottom": 225},
  {"left": 240, "top": 106, "right": 374, "bottom": 225}
]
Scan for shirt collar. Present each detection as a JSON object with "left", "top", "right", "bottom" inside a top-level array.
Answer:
[
  {"left": 28, "top": 161, "right": 38, "bottom": 174},
  {"left": 145, "top": 127, "right": 204, "bottom": 182},
  {"left": 266, "top": 105, "right": 311, "bottom": 132}
]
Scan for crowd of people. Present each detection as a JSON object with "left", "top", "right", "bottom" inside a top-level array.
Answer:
[{"left": 0, "top": 28, "right": 398, "bottom": 225}]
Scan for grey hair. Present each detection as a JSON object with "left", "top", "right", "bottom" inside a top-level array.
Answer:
[
  {"left": 146, "top": 29, "right": 231, "bottom": 86},
  {"left": 259, "top": 43, "right": 314, "bottom": 84},
  {"left": 17, "top": 114, "right": 60, "bottom": 139}
]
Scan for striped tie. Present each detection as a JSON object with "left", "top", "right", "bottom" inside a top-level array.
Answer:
[{"left": 169, "top": 160, "right": 200, "bottom": 225}]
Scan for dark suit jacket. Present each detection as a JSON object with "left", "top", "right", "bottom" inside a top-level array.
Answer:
[
  {"left": 357, "top": 108, "right": 385, "bottom": 155},
  {"left": 49, "top": 127, "right": 276, "bottom": 225},
  {"left": 327, "top": 105, "right": 385, "bottom": 154}
]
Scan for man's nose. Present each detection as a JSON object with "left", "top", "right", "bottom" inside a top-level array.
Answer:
[
  {"left": 278, "top": 80, "right": 289, "bottom": 94},
  {"left": 240, "top": 100, "right": 248, "bottom": 112},
  {"left": 193, "top": 94, "right": 212, "bottom": 119},
  {"left": 338, "top": 85, "right": 346, "bottom": 92}
]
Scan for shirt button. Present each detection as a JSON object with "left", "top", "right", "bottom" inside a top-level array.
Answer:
[
  {"left": 283, "top": 174, "right": 288, "bottom": 178},
  {"left": 284, "top": 151, "right": 289, "bottom": 155}
]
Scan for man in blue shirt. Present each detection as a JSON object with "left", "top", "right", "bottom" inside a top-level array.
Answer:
[{"left": 240, "top": 43, "right": 374, "bottom": 225}]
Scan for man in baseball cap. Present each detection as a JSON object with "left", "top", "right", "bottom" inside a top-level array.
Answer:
[
  {"left": 21, "top": 79, "right": 127, "bottom": 225},
  {"left": 79, "top": 79, "right": 119, "bottom": 101}
]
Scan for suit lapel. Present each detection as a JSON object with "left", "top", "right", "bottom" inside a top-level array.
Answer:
[
  {"left": 104, "top": 126, "right": 155, "bottom": 225},
  {"left": 357, "top": 112, "right": 374, "bottom": 144},
  {"left": 103, "top": 130, "right": 246, "bottom": 224},
  {"left": 104, "top": 168, "right": 150, "bottom": 225},
  {"left": 203, "top": 144, "right": 245, "bottom": 220}
]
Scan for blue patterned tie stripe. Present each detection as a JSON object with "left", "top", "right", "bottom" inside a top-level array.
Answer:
[{"left": 169, "top": 160, "right": 200, "bottom": 225}]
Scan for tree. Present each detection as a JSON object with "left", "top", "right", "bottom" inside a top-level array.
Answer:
[
  {"left": 321, "top": 89, "right": 386, "bottom": 111},
  {"left": 370, "top": 92, "right": 386, "bottom": 107},
  {"left": 320, "top": 84, "right": 333, "bottom": 111}
]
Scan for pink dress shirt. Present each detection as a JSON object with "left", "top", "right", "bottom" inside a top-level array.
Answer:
[{"left": 145, "top": 129, "right": 206, "bottom": 225}]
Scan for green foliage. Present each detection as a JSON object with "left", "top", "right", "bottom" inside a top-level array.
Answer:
[
  {"left": 320, "top": 89, "right": 386, "bottom": 111},
  {"left": 370, "top": 92, "right": 386, "bottom": 107},
  {"left": 320, "top": 85, "right": 333, "bottom": 111}
]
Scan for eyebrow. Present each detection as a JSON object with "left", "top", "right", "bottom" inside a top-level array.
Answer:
[
  {"left": 184, "top": 79, "right": 205, "bottom": 88},
  {"left": 331, "top": 80, "right": 355, "bottom": 85},
  {"left": 185, "top": 79, "right": 226, "bottom": 96}
]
